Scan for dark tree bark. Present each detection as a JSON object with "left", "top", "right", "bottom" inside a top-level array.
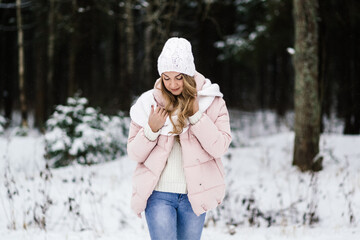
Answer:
[
  {"left": 277, "top": 52, "right": 292, "bottom": 117},
  {"left": 46, "top": 0, "right": 55, "bottom": 115},
  {"left": 34, "top": 1, "right": 47, "bottom": 129},
  {"left": 114, "top": 1, "right": 126, "bottom": 109},
  {"left": 143, "top": 0, "right": 154, "bottom": 90},
  {"left": 292, "top": 0, "right": 322, "bottom": 172},
  {"left": 1, "top": 5, "right": 16, "bottom": 122},
  {"left": 117, "top": 0, "right": 134, "bottom": 111},
  {"left": 342, "top": 0, "right": 360, "bottom": 134},
  {"left": 68, "top": 0, "right": 78, "bottom": 98},
  {"left": 16, "top": 0, "right": 28, "bottom": 128},
  {"left": 318, "top": 0, "right": 327, "bottom": 133},
  {"left": 125, "top": 0, "right": 134, "bottom": 81}
]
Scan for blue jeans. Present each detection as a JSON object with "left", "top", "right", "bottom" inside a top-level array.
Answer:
[{"left": 145, "top": 191, "right": 206, "bottom": 240}]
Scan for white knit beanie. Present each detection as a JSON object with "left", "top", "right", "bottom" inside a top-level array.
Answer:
[{"left": 157, "top": 37, "right": 196, "bottom": 77}]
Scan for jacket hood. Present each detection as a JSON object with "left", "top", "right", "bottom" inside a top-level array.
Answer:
[
  {"left": 130, "top": 71, "right": 222, "bottom": 135},
  {"left": 152, "top": 71, "right": 222, "bottom": 107}
]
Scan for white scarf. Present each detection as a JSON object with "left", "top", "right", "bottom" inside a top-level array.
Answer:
[{"left": 130, "top": 78, "right": 223, "bottom": 136}]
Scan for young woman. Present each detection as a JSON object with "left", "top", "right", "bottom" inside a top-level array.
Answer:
[{"left": 127, "top": 37, "right": 231, "bottom": 240}]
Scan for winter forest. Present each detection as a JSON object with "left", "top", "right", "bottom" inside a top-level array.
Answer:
[{"left": 1, "top": 0, "right": 360, "bottom": 239}]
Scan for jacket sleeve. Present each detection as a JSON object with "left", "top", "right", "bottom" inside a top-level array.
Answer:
[
  {"left": 127, "top": 121, "right": 158, "bottom": 163},
  {"left": 190, "top": 97, "right": 232, "bottom": 159}
]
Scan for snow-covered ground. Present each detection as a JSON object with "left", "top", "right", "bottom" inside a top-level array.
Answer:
[{"left": 0, "top": 111, "right": 359, "bottom": 239}]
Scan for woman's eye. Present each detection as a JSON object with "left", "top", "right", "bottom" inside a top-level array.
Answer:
[
  {"left": 176, "top": 76, "right": 183, "bottom": 80},
  {"left": 164, "top": 78, "right": 170, "bottom": 80}
]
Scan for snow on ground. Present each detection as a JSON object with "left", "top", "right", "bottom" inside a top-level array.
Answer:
[{"left": 0, "top": 111, "right": 360, "bottom": 239}]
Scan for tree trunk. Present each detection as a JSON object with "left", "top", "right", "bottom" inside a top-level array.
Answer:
[
  {"left": 90, "top": 16, "right": 98, "bottom": 103},
  {"left": 35, "top": 45, "right": 46, "bottom": 129},
  {"left": 2, "top": 47, "right": 14, "bottom": 123},
  {"left": 292, "top": 0, "right": 322, "bottom": 172},
  {"left": 68, "top": 0, "right": 77, "bottom": 98},
  {"left": 143, "top": 1, "right": 154, "bottom": 90},
  {"left": 47, "top": 0, "right": 55, "bottom": 114},
  {"left": 125, "top": 0, "right": 134, "bottom": 81},
  {"left": 1, "top": 5, "right": 16, "bottom": 123},
  {"left": 270, "top": 54, "right": 278, "bottom": 110},
  {"left": 119, "top": 0, "right": 134, "bottom": 110},
  {"left": 343, "top": 0, "right": 360, "bottom": 134},
  {"left": 16, "top": 0, "right": 28, "bottom": 128},
  {"left": 117, "top": 9, "right": 126, "bottom": 104},
  {"left": 34, "top": 2, "right": 47, "bottom": 129},
  {"left": 257, "top": 64, "right": 265, "bottom": 109},
  {"left": 68, "top": 37, "right": 76, "bottom": 97},
  {"left": 277, "top": 52, "right": 291, "bottom": 117}
]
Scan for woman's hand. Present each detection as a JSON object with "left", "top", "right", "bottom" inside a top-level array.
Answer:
[
  {"left": 192, "top": 95, "right": 199, "bottom": 115},
  {"left": 148, "top": 105, "right": 168, "bottom": 132}
]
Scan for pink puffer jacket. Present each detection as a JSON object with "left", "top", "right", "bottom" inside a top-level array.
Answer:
[{"left": 127, "top": 73, "right": 232, "bottom": 216}]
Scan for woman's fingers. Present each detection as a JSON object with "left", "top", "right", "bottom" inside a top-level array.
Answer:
[
  {"left": 160, "top": 108, "right": 167, "bottom": 118},
  {"left": 150, "top": 105, "right": 168, "bottom": 123},
  {"left": 163, "top": 110, "right": 168, "bottom": 119},
  {"left": 155, "top": 105, "right": 160, "bottom": 113},
  {"left": 148, "top": 105, "right": 168, "bottom": 132},
  {"left": 154, "top": 106, "right": 167, "bottom": 119}
]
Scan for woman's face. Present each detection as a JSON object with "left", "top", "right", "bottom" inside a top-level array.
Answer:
[{"left": 162, "top": 71, "right": 184, "bottom": 96}]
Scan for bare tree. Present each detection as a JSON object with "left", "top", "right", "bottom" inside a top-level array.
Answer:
[
  {"left": 47, "top": 0, "right": 55, "bottom": 114},
  {"left": 116, "top": 0, "right": 134, "bottom": 110},
  {"left": 68, "top": 0, "right": 78, "bottom": 97},
  {"left": 292, "top": 0, "right": 322, "bottom": 171},
  {"left": 16, "top": 0, "right": 28, "bottom": 128},
  {"left": 143, "top": 1, "right": 154, "bottom": 90},
  {"left": 125, "top": 0, "right": 134, "bottom": 81},
  {"left": 34, "top": 1, "right": 47, "bottom": 129}
]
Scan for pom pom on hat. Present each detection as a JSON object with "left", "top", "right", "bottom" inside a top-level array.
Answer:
[{"left": 157, "top": 37, "right": 196, "bottom": 77}]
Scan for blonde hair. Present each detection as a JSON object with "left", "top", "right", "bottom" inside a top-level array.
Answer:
[{"left": 160, "top": 74, "right": 197, "bottom": 134}]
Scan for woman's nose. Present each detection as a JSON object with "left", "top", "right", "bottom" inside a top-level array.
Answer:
[{"left": 170, "top": 79, "right": 177, "bottom": 87}]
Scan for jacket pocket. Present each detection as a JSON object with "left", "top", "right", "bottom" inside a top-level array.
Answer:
[
  {"left": 184, "top": 165, "right": 204, "bottom": 194},
  {"left": 194, "top": 148, "right": 213, "bottom": 163},
  {"left": 201, "top": 160, "right": 224, "bottom": 188}
]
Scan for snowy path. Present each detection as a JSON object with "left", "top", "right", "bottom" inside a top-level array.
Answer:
[
  {"left": 1, "top": 226, "right": 359, "bottom": 239},
  {"left": 1, "top": 132, "right": 360, "bottom": 239}
]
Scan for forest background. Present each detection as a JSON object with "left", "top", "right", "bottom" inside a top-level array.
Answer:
[
  {"left": 1, "top": 0, "right": 359, "bottom": 134},
  {"left": 1, "top": 1, "right": 360, "bottom": 238}
]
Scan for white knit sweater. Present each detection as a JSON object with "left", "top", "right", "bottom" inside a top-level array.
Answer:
[
  {"left": 155, "top": 140, "right": 187, "bottom": 193},
  {"left": 144, "top": 111, "right": 202, "bottom": 194}
]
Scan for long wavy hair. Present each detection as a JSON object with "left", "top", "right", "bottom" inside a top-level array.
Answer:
[{"left": 160, "top": 74, "right": 197, "bottom": 134}]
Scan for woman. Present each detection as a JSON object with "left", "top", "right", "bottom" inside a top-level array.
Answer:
[{"left": 127, "top": 37, "right": 231, "bottom": 240}]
